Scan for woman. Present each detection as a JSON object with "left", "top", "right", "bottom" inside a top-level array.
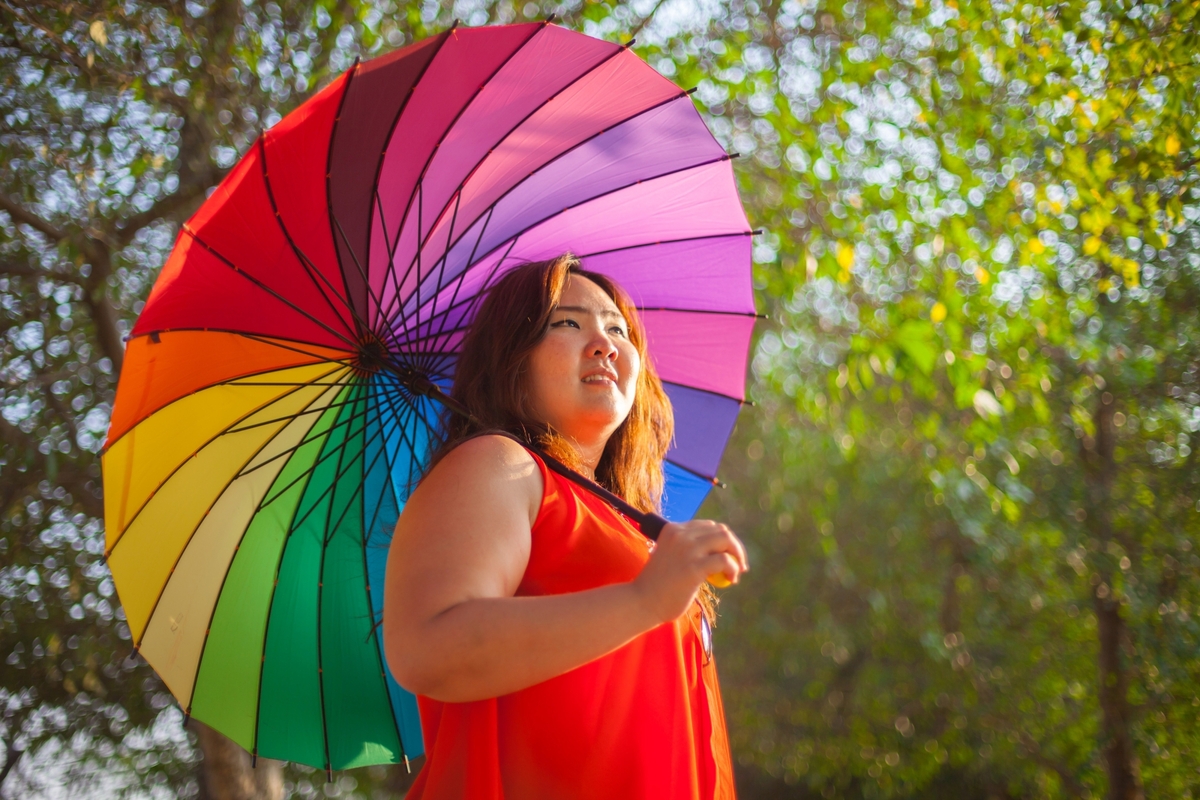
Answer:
[{"left": 383, "top": 253, "right": 747, "bottom": 799}]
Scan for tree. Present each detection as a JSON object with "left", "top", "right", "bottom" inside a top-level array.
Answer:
[
  {"left": 666, "top": 0, "right": 1200, "bottom": 795},
  {"left": 0, "top": 0, "right": 427, "bottom": 794}
]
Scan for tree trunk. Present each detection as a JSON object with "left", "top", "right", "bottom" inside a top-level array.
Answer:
[
  {"left": 194, "top": 722, "right": 284, "bottom": 800},
  {"left": 1082, "top": 390, "right": 1143, "bottom": 800},
  {"left": 1094, "top": 591, "right": 1141, "bottom": 800}
]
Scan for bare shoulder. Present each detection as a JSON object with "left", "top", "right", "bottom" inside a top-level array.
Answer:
[{"left": 411, "top": 434, "right": 543, "bottom": 524}]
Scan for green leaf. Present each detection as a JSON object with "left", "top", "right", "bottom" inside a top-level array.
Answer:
[{"left": 893, "top": 320, "right": 938, "bottom": 375}]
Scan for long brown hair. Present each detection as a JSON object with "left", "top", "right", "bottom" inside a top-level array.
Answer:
[{"left": 435, "top": 253, "right": 674, "bottom": 514}]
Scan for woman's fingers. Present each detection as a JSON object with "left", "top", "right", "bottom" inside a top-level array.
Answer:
[
  {"left": 688, "top": 523, "right": 749, "bottom": 575},
  {"left": 663, "top": 520, "right": 748, "bottom": 580},
  {"left": 703, "top": 552, "right": 742, "bottom": 585}
]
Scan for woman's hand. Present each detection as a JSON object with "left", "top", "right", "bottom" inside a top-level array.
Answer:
[{"left": 632, "top": 520, "right": 748, "bottom": 624}]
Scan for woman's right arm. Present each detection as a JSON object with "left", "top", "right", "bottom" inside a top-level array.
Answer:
[{"left": 382, "top": 435, "right": 746, "bottom": 703}]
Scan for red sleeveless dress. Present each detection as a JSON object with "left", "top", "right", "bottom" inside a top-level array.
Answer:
[{"left": 405, "top": 449, "right": 736, "bottom": 799}]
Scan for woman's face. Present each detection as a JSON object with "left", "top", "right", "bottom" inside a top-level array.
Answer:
[{"left": 526, "top": 275, "right": 640, "bottom": 447}]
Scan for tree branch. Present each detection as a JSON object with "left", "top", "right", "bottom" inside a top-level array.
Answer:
[
  {"left": 0, "top": 737, "right": 24, "bottom": 800},
  {"left": 627, "top": 0, "right": 669, "bottom": 41},
  {"left": 0, "top": 0, "right": 94, "bottom": 78},
  {"left": 0, "top": 259, "right": 86, "bottom": 286},
  {"left": 113, "top": 171, "right": 220, "bottom": 247},
  {"left": 0, "top": 415, "right": 103, "bottom": 519},
  {"left": 0, "top": 194, "right": 67, "bottom": 242}
]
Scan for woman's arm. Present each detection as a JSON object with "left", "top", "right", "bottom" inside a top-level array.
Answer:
[{"left": 382, "top": 434, "right": 746, "bottom": 703}]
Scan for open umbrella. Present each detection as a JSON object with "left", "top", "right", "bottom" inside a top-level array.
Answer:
[{"left": 102, "top": 20, "right": 755, "bottom": 773}]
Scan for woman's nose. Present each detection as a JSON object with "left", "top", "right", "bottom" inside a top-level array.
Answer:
[{"left": 589, "top": 330, "right": 619, "bottom": 360}]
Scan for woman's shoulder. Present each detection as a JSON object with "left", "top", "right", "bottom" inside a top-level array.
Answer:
[
  {"left": 415, "top": 434, "right": 544, "bottom": 521},
  {"left": 438, "top": 432, "right": 539, "bottom": 472}
]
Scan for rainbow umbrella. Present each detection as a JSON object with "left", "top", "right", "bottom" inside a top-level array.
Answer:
[{"left": 102, "top": 21, "right": 754, "bottom": 773}]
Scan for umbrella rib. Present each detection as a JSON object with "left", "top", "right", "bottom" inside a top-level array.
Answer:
[
  {"left": 181, "top": 382, "right": 346, "bottom": 736},
  {"left": 412, "top": 184, "right": 425, "bottom": 356},
  {"left": 415, "top": 187, "right": 464, "bottom": 368},
  {"left": 661, "top": 379, "right": 750, "bottom": 405},
  {"left": 227, "top": 388, "right": 384, "bottom": 438},
  {"left": 410, "top": 233, "right": 516, "bottom": 359},
  {"left": 319, "top": 395, "right": 385, "bottom": 549},
  {"left": 258, "top": 136, "right": 361, "bottom": 338},
  {"left": 254, "top": 381, "right": 408, "bottom": 502},
  {"left": 356, "top": 386, "right": 415, "bottom": 760},
  {"left": 389, "top": 201, "right": 497, "bottom": 364},
  {"left": 412, "top": 189, "right": 468, "bottom": 374},
  {"left": 104, "top": 364, "right": 350, "bottom": 559},
  {"left": 404, "top": 231, "right": 756, "bottom": 339},
  {"left": 360, "top": 375, "right": 435, "bottom": 548},
  {"left": 305, "top": 394, "right": 413, "bottom": 762},
  {"left": 369, "top": 377, "right": 427, "bottom": 481},
  {"left": 419, "top": 204, "right": 497, "bottom": 354},
  {"left": 134, "top": 379, "right": 345, "bottom": 664},
  {"left": 276, "top": 386, "right": 408, "bottom": 536},
  {"left": 385, "top": 86, "right": 701, "bottom": 325},
  {"left": 636, "top": 306, "right": 765, "bottom": 318},
  {"left": 314, "top": 384, "right": 363, "bottom": 779},
  {"left": 371, "top": 187, "right": 425, "bottom": 358},
  {"left": 244, "top": 381, "right": 373, "bottom": 765},
  {"left": 126, "top": 330, "right": 356, "bottom": 366},
  {"left": 392, "top": 153, "right": 737, "bottom": 333},
  {"left": 378, "top": 20, "right": 547, "bottom": 309},
  {"left": 372, "top": 378, "right": 436, "bottom": 497},
  {"left": 575, "top": 229, "right": 753, "bottom": 259},
  {"left": 309, "top": 382, "right": 395, "bottom": 774},
  {"left": 382, "top": 40, "right": 635, "bottom": 326},
  {"left": 101, "top": 352, "right": 357, "bottom": 456},
  {"left": 226, "top": 379, "right": 359, "bottom": 387},
  {"left": 354, "top": 26, "right": 457, "bottom": 332},
  {"left": 323, "top": 59, "right": 366, "bottom": 329},
  {"left": 664, "top": 456, "right": 724, "bottom": 487},
  {"left": 124, "top": 329, "right": 357, "bottom": 373},
  {"left": 330, "top": 211, "right": 408, "bottom": 356},
  {"left": 363, "top": 378, "right": 419, "bottom": 494},
  {"left": 180, "top": 225, "right": 363, "bottom": 352},
  {"left": 359, "top": 381, "right": 400, "bottom": 552}
]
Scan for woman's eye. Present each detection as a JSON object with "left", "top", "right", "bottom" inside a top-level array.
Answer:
[
  {"left": 551, "top": 318, "right": 580, "bottom": 329},
  {"left": 609, "top": 326, "right": 627, "bottom": 337}
]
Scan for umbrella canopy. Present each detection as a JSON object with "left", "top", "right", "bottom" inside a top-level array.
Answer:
[{"left": 102, "top": 21, "right": 754, "bottom": 772}]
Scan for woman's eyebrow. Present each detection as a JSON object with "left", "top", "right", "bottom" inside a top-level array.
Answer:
[{"left": 554, "top": 304, "right": 625, "bottom": 320}]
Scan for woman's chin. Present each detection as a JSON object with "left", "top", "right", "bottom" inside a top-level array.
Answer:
[{"left": 562, "top": 399, "right": 631, "bottom": 436}]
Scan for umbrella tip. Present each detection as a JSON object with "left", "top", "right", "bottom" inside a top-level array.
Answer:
[
  {"left": 544, "top": 12, "right": 557, "bottom": 23},
  {"left": 326, "top": 767, "right": 334, "bottom": 784},
  {"left": 624, "top": 37, "right": 637, "bottom": 49}
]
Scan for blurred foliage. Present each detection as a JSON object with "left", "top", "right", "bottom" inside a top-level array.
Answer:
[
  {"left": 2, "top": 0, "right": 1198, "bottom": 797},
  {"left": 673, "top": 0, "right": 1200, "bottom": 796}
]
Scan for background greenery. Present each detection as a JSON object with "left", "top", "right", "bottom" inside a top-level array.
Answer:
[{"left": 1, "top": 0, "right": 1196, "bottom": 797}]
